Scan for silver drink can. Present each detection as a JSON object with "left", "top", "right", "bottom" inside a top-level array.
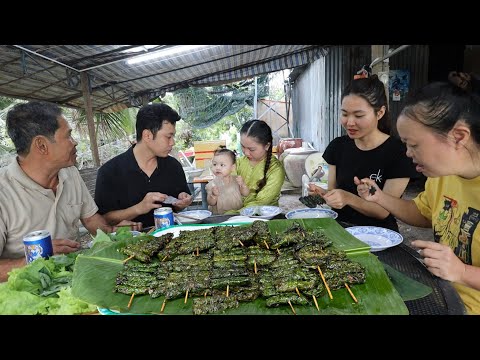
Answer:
[
  {"left": 154, "top": 207, "right": 174, "bottom": 229},
  {"left": 23, "top": 230, "right": 53, "bottom": 263}
]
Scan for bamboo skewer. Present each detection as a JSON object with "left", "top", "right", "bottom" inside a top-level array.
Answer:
[
  {"left": 317, "top": 266, "right": 333, "bottom": 299},
  {"left": 123, "top": 255, "right": 134, "bottom": 263},
  {"left": 263, "top": 240, "right": 270, "bottom": 249},
  {"left": 287, "top": 300, "right": 296, "bottom": 315},
  {"left": 238, "top": 240, "right": 245, "bottom": 247},
  {"left": 160, "top": 299, "right": 166, "bottom": 313},
  {"left": 161, "top": 255, "right": 168, "bottom": 262},
  {"left": 146, "top": 226, "right": 156, "bottom": 235},
  {"left": 196, "top": 247, "right": 199, "bottom": 256},
  {"left": 127, "top": 292, "right": 135, "bottom": 309},
  {"left": 254, "top": 259, "right": 257, "bottom": 274},
  {"left": 184, "top": 289, "right": 189, "bottom": 303},
  {"left": 226, "top": 284, "right": 230, "bottom": 297},
  {"left": 295, "top": 287, "right": 301, "bottom": 297},
  {"left": 345, "top": 283, "right": 358, "bottom": 303},
  {"left": 312, "top": 295, "right": 320, "bottom": 312}
]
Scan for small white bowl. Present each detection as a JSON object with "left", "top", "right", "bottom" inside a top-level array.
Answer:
[
  {"left": 285, "top": 208, "right": 338, "bottom": 219},
  {"left": 175, "top": 210, "right": 212, "bottom": 224},
  {"left": 240, "top": 206, "right": 282, "bottom": 220}
]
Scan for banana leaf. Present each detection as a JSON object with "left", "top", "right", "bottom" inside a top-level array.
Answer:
[
  {"left": 71, "top": 219, "right": 408, "bottom": 315},
  {"left": 382, "top": 263, "right": 432, "bottom": 301}
]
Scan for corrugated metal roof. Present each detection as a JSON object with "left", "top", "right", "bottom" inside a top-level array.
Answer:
[{"left": 0, "top": 45, "right": 328, "bottom": 113}]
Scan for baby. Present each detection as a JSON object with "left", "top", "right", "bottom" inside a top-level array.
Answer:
[{"left": 206, "top": 147, "right": 250, "bottom": 214}]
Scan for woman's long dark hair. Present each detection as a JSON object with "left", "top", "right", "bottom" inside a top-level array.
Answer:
[{"left": 240, "top": 119, "right": 273, "bottom": 193}]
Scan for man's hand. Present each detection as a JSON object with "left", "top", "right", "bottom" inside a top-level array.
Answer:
[
  {"left": 173, "top": 192, "right": 193, "bottom": 211},
  {"left": 113, "top": 220, "right": 143, "bottom": 232},
  {"left": 135, "top": 192, "right": 168, "bottom": 215},
  {"left": 52, "top": 239, "right": 81, "bottom": 254}
]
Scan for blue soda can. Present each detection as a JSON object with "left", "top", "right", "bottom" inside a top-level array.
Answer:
[
  {"left": 154, "top": 207, "right": 174, "bottom": 229},
  {"left": 23, "top": 230, "right": 53, "bottom": 263}
]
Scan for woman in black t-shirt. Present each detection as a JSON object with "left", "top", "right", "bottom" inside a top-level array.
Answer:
[{"left": 308, "top": 75, "right": 418, "bottom": 231}]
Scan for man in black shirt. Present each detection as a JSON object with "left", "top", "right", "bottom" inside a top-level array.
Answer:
[{"left": 95, "top": 103, "right": 192, "bottom": 228}]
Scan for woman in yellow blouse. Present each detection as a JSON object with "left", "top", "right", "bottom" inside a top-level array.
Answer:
[
  {"left": 357, "top": 82, "right": 480, "bottom": 314},
  {"left": 235, "top": 120, "right": 286, "bottom": 210}
]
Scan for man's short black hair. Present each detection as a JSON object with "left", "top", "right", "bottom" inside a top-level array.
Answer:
[{"left": 136, "top": 103, "right": 181, "bottom": 142}]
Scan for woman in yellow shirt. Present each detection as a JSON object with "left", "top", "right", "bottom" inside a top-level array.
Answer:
[
  {"left": 235, "top": 120, "right": 285, "bottom": 210},
  {"left": 357, "top": 82, "right": 480, "bottom": 314}
]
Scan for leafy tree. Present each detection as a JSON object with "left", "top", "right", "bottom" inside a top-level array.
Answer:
[{"left": 67, "top": 107, "right": 136, "bottom": 145}]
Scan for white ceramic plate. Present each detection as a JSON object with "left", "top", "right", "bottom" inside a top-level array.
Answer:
[
  {"left": 174, "top": 210, "right": 212, "bottom": 224},
  {"left": 221, "top": 216, "right": 269, "bottom": 224},
  {"left": 153, "top": 224, "right": 216, "bottom": 238},
  {"left": 240, "top": 206, "right": 282, "bottom": 220},
  {"left": 345, "top": 226, "right": 403, "bottom": 252},
  {"left": 285, "top": 208, "right": 338, "bottom": 219}
]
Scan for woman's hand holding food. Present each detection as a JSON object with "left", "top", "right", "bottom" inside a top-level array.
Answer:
[{"left": 355, "top": 176, "right": 381, "bottom": 202}]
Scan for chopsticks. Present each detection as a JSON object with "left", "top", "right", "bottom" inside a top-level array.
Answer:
[{"left": 173, "top": 212, "right": 201, "bottom": 221}]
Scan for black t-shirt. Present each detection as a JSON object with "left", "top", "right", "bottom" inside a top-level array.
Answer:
[
  {"left": 95, "top": 146, "right": 190, "bottom": 227},
  {"left": 322, "top": 135, "right": 419, "bottom": 231}
]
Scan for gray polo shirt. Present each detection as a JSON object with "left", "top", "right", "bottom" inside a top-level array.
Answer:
[{"left": 0, "top": 158, "right": 98, "bottom": 259}]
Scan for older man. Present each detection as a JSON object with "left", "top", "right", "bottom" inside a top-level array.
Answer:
[{"left": 0, "top": 101, "right": 139, "bottom": 281}]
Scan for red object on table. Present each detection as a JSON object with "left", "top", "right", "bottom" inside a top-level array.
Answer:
[{"left": 277, "top": 138, "right": 302, "bottom": 156}]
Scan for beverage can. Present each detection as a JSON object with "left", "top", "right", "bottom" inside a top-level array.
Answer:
[
  {"left": 23, "top": 230, "right": 53, "bottom": 264},
  {"left": 154, "top": 207, "right": 174, "bottom": 230}
]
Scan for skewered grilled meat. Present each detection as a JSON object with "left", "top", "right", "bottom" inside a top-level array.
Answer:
[
  {"left": 114, "top": 220, "right": 366, "bottom": 314},
  {"left": 246, "top": 246, "right": 277, "bottom": 266},
  {"left": 299, "top": 194, "right": 326, "bottom": 208},
  {"left": 122, "top": 233, "right": 171, "bottom": 263},
  {"left": 266, "top": 294, "right": 310, "bottom": 307},
  {"left": 323, "top": 260, "right": 366, "bottom": 289},
  {"left": 270, "top": 222, "right": 305, "bottom": 249},
  {"left": 193, "top": 295, "right": 239, "bottom": 315},
  {"left": 215, "top": 226, "right": 256, "bottom": 250},
  {"left": 251, "top": 220, "right": 271, "bottom": 246}
]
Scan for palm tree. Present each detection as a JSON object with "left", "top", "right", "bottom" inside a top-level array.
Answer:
[
  {"left": 68, "top": 107, "right": 137, "bottom": 144},
  {"left": 0, "top": 97, "right": 20, "bottom": 155}
]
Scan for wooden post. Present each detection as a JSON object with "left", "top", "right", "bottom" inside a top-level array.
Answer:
[
  {"left": 81, "top": 72, "right": 100, "bottom": 167},
  {"left": 142, "top": 93, "right": 149, "bottom": 106},
  {"left": 371, "top": 45, "right": 390, "bottom": 108}
]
